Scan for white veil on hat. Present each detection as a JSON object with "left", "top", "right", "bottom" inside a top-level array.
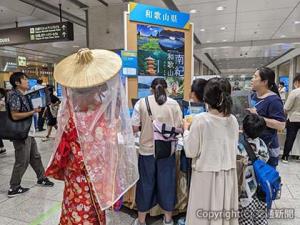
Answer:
[{"left": 48, "top": 49, "right": 139, "bottom": 210}]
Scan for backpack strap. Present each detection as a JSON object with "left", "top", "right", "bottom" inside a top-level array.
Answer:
[
  {"left": 145, "top": 97, "right": 153, "bottom": 120},
  {"left": 241, "top": 134, "right": 258, "bottom": 162}
]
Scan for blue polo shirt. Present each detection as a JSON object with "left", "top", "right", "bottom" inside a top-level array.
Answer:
[{"left": 251, "top": 93, "right": 285, "bottom": 149}]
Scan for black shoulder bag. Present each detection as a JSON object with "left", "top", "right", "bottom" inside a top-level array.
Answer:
[
  {"left": 0, "top": 96, "right": 32, "bottom": 141},
  {"left": 145, "top": 97, "right": 179, "bottom": 159}
]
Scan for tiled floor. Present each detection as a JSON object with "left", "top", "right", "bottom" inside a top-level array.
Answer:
[{"left": 0, "top": 136, "right": 299, "bottom": 225}]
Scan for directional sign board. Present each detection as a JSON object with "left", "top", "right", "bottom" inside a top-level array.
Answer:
[{"left": 0, "top": 22, "right": 74, "bottom": 46}]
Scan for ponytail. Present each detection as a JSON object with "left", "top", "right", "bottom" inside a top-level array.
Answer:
[
  {"left": 270, "top": 82, "right": 280, "bottom": 97},
  {"left": 151, "top": 78, "right": 168, "bottom": 105},
  {"left": 218, "top": 92, "right": 232, "bottom": 116},
  {"left": 154, "top": 84, "right": 167, "bottom": 105}
]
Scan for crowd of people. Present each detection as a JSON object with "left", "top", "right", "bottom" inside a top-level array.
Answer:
[
  {"left": 1, "top": 52, "right": 300, "bottom": 225},
  {"left": 132, "top": 68, "right": 300, "bottom": 225}
]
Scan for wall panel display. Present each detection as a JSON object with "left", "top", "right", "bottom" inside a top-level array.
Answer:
[
  {"left": 138, "top": 76, "right": 183, "bottom": 98},
  {"left": 137, "top": 24, "right": 184, "bottom": 77}
]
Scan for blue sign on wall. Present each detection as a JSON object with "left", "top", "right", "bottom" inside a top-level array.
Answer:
[
  {"left": 129, "top": 3, "right": 190, "bottom": 30},
  {"left": 56, "top": 83, "right": 63, "bottom": 98},
  {"left": 279, "top": 76, "right": 289, "bottom": 92},
  {"left": 121, "top": 50, "right": 138, "bottom": 77},
  {"left": 28, "top": 79, "right": 37, "bottom": 89}
]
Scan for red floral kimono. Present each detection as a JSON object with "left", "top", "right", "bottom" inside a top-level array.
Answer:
[
  {"left": 46, "top": 118, "right": 106, "bottom": 225},
  {"left": 45, "top": 80, "right": 138, "bottom": 225}
]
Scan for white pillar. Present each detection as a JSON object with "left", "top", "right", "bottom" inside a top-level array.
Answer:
[
  {"left": 194, "top": 58, "right": 200, "bottom": 76},
  {"left": 289, "top": 57, "right": 296, "bottom": 91},
  {"left": 274, "top": 65, "right": 279, "bottom": 83},
  {"left": 199, "top": 61, "right": 204, "bottom": 75},
  {"left": 87, "top": 3, "right": 127, "bottom": 49}
]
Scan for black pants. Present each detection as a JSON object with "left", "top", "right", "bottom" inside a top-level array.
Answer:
[
  {"left": 0, "top": 139, "right": 3, "bottom": 148},
  {"left": 37, "top": 107, "right": 45, "bottom": 130},
  {"left": 283, "top": 120, "right": 300, "bottom": 159}
]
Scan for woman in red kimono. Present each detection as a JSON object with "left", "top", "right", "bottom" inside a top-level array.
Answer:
[{"left": 45, "top": 49, "right": 139, "bottom": 225}]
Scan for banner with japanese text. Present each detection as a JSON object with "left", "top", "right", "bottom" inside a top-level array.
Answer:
[{"left": 129, "top": 3, "right": 190, "bottom": 29}]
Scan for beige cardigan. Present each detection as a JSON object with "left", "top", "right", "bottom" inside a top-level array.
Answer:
[
  {"left": 183, "top": 112, "right": 239, "bottom": 172},
  {"left": 284, "top": 88, "right": 300, "bottom": 122}
]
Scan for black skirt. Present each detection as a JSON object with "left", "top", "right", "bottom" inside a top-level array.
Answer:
[{"left": 46, "top": 106, "right": 57, "bottom": 126}]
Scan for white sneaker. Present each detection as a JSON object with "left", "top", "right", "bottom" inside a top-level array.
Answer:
[
  {"left": 42, "top": 137, "right": 50, "bottom": 142},
  {"left": 163, "top": 218, "right": 174, "bottom": 225},
  {"left": 281, "top": 159, "right": 288, "bottom": 164},
  {"left": 0, "top": 148, "right": 6, "bottom": 155},
  {"left": 134, "top": 218, "right": 146, "bottom": 225}
]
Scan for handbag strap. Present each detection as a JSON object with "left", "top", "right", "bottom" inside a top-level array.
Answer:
[
  {"left": 161, "top": 124, "right": 177, "bottom": 138},
  {"left": 6, "top": 93, "right": 31, "bottom": 112},
  {"left": 241, "top": 134, "right": 257, "bottom": 162},
  {"left": 145, "top": 97, "right": 153, "bottom": 121}
]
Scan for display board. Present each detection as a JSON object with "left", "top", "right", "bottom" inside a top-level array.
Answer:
[{"left": 125, "top": 3, "right": 193, "bottom": 107}]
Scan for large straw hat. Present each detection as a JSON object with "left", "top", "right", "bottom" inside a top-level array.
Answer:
[{"left": 54, "top": 48, "right": 122, "bottom": 88}]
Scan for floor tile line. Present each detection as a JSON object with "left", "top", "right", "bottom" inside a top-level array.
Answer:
[
  {"left": 285, "top": 184, "right": 295, "bottom": 199},
  {"left": 27, "top": 202, "right": 61, "bottom": 225}
]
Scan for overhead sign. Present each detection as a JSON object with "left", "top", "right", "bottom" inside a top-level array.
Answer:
[
  {"left": 129, "top": 3, "right": 190, "bottom": 29},
  {"left": 0, "top": 22, "right": 74, "bottom": 46},
  {"left": 121, "top": 50, "right": 138, "bottom": 77}
]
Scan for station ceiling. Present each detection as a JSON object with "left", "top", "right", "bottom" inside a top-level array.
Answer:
[{"left": 0, "top": 0, "right": 299, "bottom": 74}]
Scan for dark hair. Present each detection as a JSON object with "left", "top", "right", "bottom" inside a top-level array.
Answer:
[
  {"left": 279, "top": 81, "right": 285, "bottom": 86},
  {"left": 204, "top": 78, "right": 232, "bottom": 116},
  {"left": 191, "top": 78, "right": 208, "bottom": 102},
  {"left": 257, "top": 67, "right": 280, "bottom": 97},
  {"left": 48, "top": 86, "right": 54, "bottom": 95},
  {"left": 219, "top": 78, "right": 232, "bottom": 94},
  {"left": 151, "top": 78, "right": 167, "bottom": 105},
  {"left": 37, "top": 79, "right": 43, "bottom": 85},
  {"left": 9, "top": 72, "right": 28, "bottom": 88},
  {"left": 243, "top": 113, "right": 266, "bottom": 139},
  {"left": 293, "top": 73, "right": 300, "bottom": 83}
]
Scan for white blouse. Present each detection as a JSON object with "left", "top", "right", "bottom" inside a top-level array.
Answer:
[{"left": 184, "top": 112, "right": 239, "bottom": 172}]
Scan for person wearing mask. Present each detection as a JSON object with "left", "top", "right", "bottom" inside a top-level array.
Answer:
[
  {"left": 183, "top": 78, "right": 239, "bottom": 225},
  {"left": 6, "top": 72, "right": 54, "bottom": 197},
  {"left": 191, "top": 78, "right": 208, "bottom": 103},
  {"left": 42, "top": 86, "right": 61, "bottom": 142},
  {"left": 184, "top": 78, "right": 208, "bottom": 117},
  {"left": 177, "top": 78, "right": 208, "bottom": 225},
  {"left": 0, "top": 88, "right": 7, "bottom": 154},
  {"left": 248, "top": 67, "right": 285, "bottom": 168},
  {"left": 31, "top": 79, "right": 46, "bottom": 131},
  {"left": 132, "top": 78, "right": 183, "bottom": 225},
  {"left": 278, "top": 81, "right": 287, "bottom": 103},
  {"left": 282, "top": 74, "right": 300, "bottom": 163}
]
